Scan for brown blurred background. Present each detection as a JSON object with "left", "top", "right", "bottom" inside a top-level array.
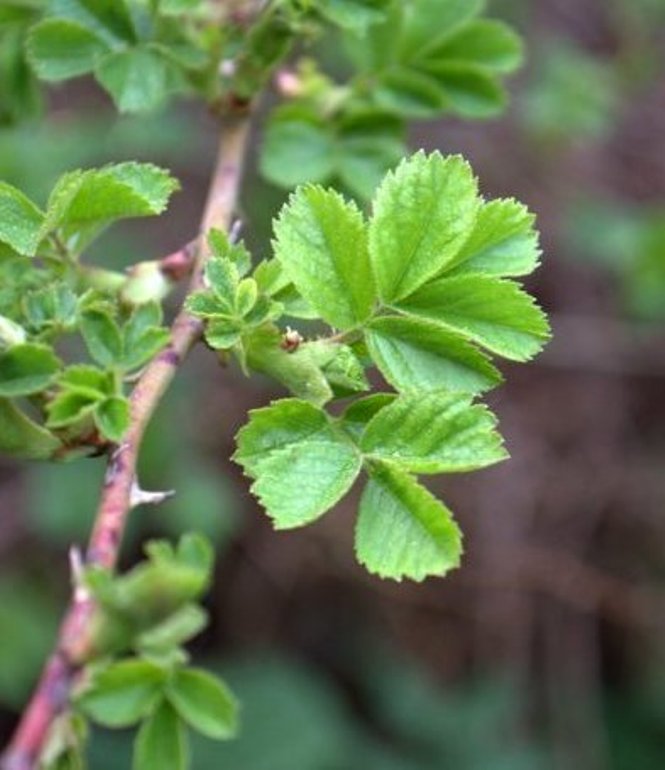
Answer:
[{"left": 1, "top": 1, "right": 664, "bottom": 768}]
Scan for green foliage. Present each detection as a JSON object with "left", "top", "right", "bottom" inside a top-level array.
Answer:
[
  {"left": 186, "top": 151, "right": 548, "bottom": 581},
  {"left": 522, "top": 41, "right": 618, "bottom": 144},
  {"left": 64, "top": 535, "right": 238, "bottom": 770},
  {"left": 261, "top": 0, "right": 524, "bottom": 197},
  {"left": 566, "top": 200, "right": 665, "bottom": 321},
  {"left": 26, "top": 0, "right": 214, "bottom": 113},
  {"left": 0, "top": 163, "right": 175, "bottom": 453},
  {"left": 0, "top": 4, "right": 549, "bottom": 765}
]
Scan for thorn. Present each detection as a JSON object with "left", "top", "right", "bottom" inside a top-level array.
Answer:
[
  {"left": 69, "top": 546, "right": 89, "bottom": 604},
  {"left": 130, "top": 479, "right": 176, "bottom": 509},
  {"left": 220, "top": 59, "right": 236, "bottom": 78},
  {"left": 229, "top": 218, "right": 243, "bottom": 244}
]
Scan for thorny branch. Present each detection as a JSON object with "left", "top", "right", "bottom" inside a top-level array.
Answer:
[{"left": 0, "top": 112, "right": 253, "bottom": 770}]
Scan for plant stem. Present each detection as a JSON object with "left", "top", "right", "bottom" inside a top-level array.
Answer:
[{"left": 0, "top": 112, "right": 252, "bottom": 770}]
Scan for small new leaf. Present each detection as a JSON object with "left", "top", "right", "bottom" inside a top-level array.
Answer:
[
  {"left": 0, "top": 181, "right": 44, "bottom": 256},
  {"left": 0, "top": 398, "right": 61, "bottom": 459},
  {"left": 0, "top": 343, "right": 61, "bottom": 397},
  {"left": 79, "top": 309, "right": 123, "bottom": 368},
  {"left": 355, "top": 462, "right": 463, "bottom": 581},
  {"left": 94, "top": 396, "right": 130, "bottom": 442},
  {"left": 133, "top": 700, "right": 187, "bottom": 770},
  {"left": 78, "top": 659, "right": 166, "bottom": 728},
  {"left": 167, "top": 668, "right": 238, "bottom": 740}
]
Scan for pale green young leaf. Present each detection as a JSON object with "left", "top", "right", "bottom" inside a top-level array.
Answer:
[
  {"left": 58, "top": 365, "right": 113, "bottom": 399},
  {"left": 137, "top": 605, "right": 208, "bottom": 653},
  {"left": 0, "top": 181, "right": 44, "bottom": 256},
  {"left": 0, "top": 343, "right": 61, "bottom": 397},
  {"left": 27, "top": 19, "right": 109, "bottom": 80},
  {"left": 23, "top": 283, "right": 78, "bottom": 331},
  {"left": 204, "top": 257, "right": 238, "bottom": 310},
  {"left": 355, "top": 462, "right": 463, "bottom": 581},
  {"left": 450, "top": 199, "right": 540, "bottom": 277},
  {"left": 122, "top": 305, "right": 170, "bottom": 371},
  {"left": 365, "top": 316, "right": 501, "bottom": 394},
  {"left": 94, "top": 396, "right": 130, "bottom": 442},
  {"left": 208, "top": 229, "right": 252, "bottom": 276},
  {"left": 273, "top": 185, "right": 375, "bottom": 329},
  {"left": 0, "top": 398, "right": 61, "bottom": 459},
  {"left": 368, "top": 152, "right": 479, "bottom": 302},
  {"left": 234, "top": 398, "right": 362, "bottom": 528},
  {"left": 167, "top": 668, "right": 238, "bottom": 740},
  {"left": 96, "top": 46, "right": 180, "bottom": 113},
  {"left": 133, "top": 701, "right": 187, "bottom": 770},
  {"left": 360, "top": 391, "right": 507, "bottom": 473},
  {"left": 396, "top": 274, "right": 551, "bottom": 361},
  {"left": 46, "top": 391, "right": 97, "bottom": 428},
  {"left": 78, "top": 659, "right": 166, "bottom": 728},
  {"left": 44, "top": 163, "right": 178, "bottom": 235},
  {"left": 80, "top": 309, "right": 123, "bottom": 367}
]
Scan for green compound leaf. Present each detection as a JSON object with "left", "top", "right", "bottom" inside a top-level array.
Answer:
[
  {"left": 133, "top": 700, "right": 187, "bottom": 770},
  {"left": 369, "top": 152, "right": 479, "bottom": 302},
  {"left": 421, "top": 62, "right": 506, "bottom": 119},
  {"left": 79, "top": 309, "right": 123, "bottom": 368},
  {"left": 261, "top": 114, "right": 336, "bottom": 188},
  {"left": 234, "top": 399, "right": 362, "bottom": 529},
  {"left": 365, "top": 316, "right": 501, "bottom": 394},
  {"left": 396, "top": 274, "right": 551, "bottom": 361},
  {"left": 122, "top": 303, "right": 170, "bottom": 371},
  {"left": 340, "top": 393, "right": 396, "bottom": 441},
  {"left": 58, "top": 365, "right": 113, "bottom": 397},
  {"left": 450, "top": 199, "right": 541, "bottom": 277},
  {"left": 45, "top": 0, "right": 136, "bottom": 44},
  {"left": 46, "top": 391, "right": 98, "bottom": 429},
  {"left": 96, "top": 46, "right": 181, "bottom": 113},
  {"left": 78, "top": 659, "right": 166, "bottom": 728},
  {"left": 27, "top": 18, "right": 109, "bottom": 80},
  {"left": 0, "top": 343, "right": 61, "bottom": 397},
  {"left": 0, "top": 181, "right": 44, "bottom": 256},
  {"left": 426, "top": 19, "right": 524, "bottom": 74},
  {"left": 245, "top": 329, "right": 334, "bottom": 407},
  {"left": 0, "top": 398, "right": 61, "bottom": 459},
  {"left": 260, "top": 106, "right": 405, "bottom": 200},
  {"left": 94, "top": 395, "right": 130, "bottom": 442},
  {"left": 44, "top": 162, "right": 179, "bottom": 236},
  {"left": 359, "top": 391, "right": 507, "bottom": 473},
  {"left": 167, "top": 668, "right": 238, "bottom": 740},
  {"left": 273, "top": 185, "right": 375, "bottom": 330},
  {"left": 318, "top": 0, "right": 391, "bottom": 32},
  {"left": 400, "top": 0, "right": 485, "bottom": 60},
  {"left": 355, "top": 461, "right": 463, "bottom": 582},
  {"left": 373, "top": 66, "right": 447, "bottom": 119}
]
